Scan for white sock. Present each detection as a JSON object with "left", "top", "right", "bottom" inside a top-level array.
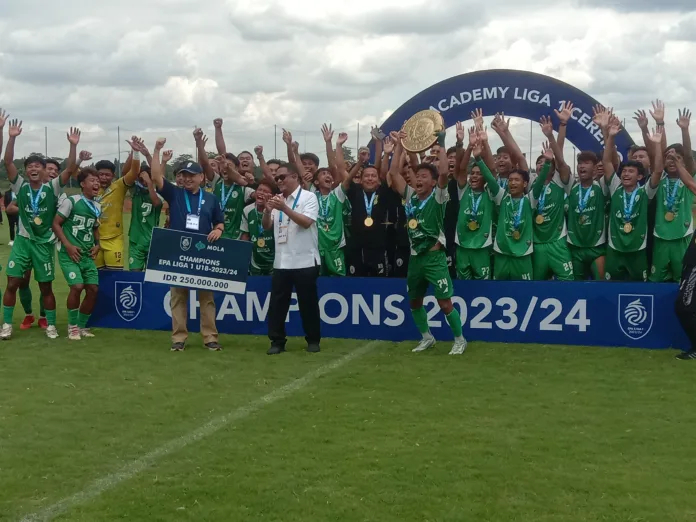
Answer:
[
  {"left": 422, "top": 331, "right": 434, "bottom": 341},
  {"left": 454, "top": 335, "right": 465, "bottom": 343}
]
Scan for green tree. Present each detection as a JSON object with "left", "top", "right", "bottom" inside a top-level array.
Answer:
[{"left": 342, "top": 146, "right": 356, "bottom": 163}]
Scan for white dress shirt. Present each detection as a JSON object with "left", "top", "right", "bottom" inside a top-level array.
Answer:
[{"left": 271, "top": 185, "right": 320, "bottom": 269}]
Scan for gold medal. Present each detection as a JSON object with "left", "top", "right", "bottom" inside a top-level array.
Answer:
[
  {"left": 257, "top": 238, "right": 266, "bottom": 248},
  {"left": 623, "top": 223, "right": 633, "bottom": 234},
  {"left": 468, "top": 221, "right": 479, "bottom": 231},
  {"left": 33, "top": 216, "right": 42, "bottom": 226},
  {"left": 665, "top": 211, "right": 675, "bottom": 222},
  {"left": 401, "top": 110, "right": 445, "bottom": 153},
  {"left": 408, "top": 218, "right": 418, "bottom": 230},
  {"left": 535, "top": 215, "right": 544, "bottom": 225},
  {"left": 512, "top": 230, "right": 521, "bottom": 241},
  {"left": 364, "top": 217, "right": 374, "bottom": 227},
  {"left": 323, "top": 223, "right": 330, "bottom": 232}
]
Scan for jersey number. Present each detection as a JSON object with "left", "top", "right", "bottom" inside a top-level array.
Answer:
[
  {"left": 72, "top": 215, "right": 95, "bottom": 242},
  {"left": 141, "top": 203, "right": 152, "bottom": 222}
]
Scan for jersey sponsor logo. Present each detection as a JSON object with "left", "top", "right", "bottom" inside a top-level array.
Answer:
[
  {"left": 180, "top": 236, "right": 192, "bottom": 252},
  {"left": 115, "top": 281, "right": 142, "bottom": 322},
  {"left": 618, "top": 294, "right": 653, "bottom": 340}
]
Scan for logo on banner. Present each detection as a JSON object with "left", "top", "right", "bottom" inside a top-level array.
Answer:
[
  {"left": 618, "top": 294, "right": 653, "bottom": 340},
  {"left": 115, "top": 282, "right": 142, "bottom": 322},
  {"left": 180, "top": 236, "right": 192, "bottom": 251}
]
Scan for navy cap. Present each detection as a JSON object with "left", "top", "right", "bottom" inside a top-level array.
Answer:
[{"left": 177, "top": 161, "right": 203, "bottom": 175}]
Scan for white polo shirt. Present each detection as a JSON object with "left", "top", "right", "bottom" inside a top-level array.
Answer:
[{"left": 271, "top": 185, "right": 320, "bottom": 269}]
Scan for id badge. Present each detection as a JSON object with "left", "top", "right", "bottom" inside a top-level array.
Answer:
[
  {"left": 186, "top": 214, "right": 200, "bottom": 231},
  {"left": 278, "top": 225, "right": 288, "bottom": 244}
]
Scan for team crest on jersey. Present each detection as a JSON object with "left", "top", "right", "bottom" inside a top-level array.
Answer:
[
  {"left": 180, "top": 236, "right": 192, "bottom": 251},
  {"left": 618, "top": 294, "right": 653, "bottom": 340},
  {"left": 232, "top": 192, "right": 238, "bottom": 198},
  {"left": 115, "top": 281, "right": 142, "bottom": 322}
]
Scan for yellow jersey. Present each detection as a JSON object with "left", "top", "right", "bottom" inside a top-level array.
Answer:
[{"left": 97, "top": 157, "right": 138, "bottom": 240}]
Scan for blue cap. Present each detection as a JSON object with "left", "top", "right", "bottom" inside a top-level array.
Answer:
[{"left": 177, "top": 161, "right": 203, "bottom": 175}]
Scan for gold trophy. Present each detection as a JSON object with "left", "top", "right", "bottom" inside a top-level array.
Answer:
[{"left": 401, "top": 110, "right": 445, "bottom": 153}]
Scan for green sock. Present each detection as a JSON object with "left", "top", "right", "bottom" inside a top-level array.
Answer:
[
  {"left": 411, "top": 307, "right": 431, "bottom": 335},
  {"left": 46, "top": 309, "right": 57, "bottom": 327},
  {"left": 3, "top": 305, "right": 14, "bottom": 325},
  {"left": 40, "top": 300, "right": 46, "bottom": 318},
  {"left": 68, "top": 309, "right": 79, "bottom": 326},
  {"left": 78, "top": 312, "right": 91, "bottom": 329},
  {"left": 445, "top": 309, "right": 463, "bottom": 338},
  {"left": 18, "top": 287, "right": 32, "bottom": 315}
]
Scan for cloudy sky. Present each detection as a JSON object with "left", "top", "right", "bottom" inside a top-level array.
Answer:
[{"left": 0, "top": 0, "right": 695, "bottom": 166}]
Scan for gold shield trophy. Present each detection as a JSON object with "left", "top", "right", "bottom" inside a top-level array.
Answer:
[{"left": 401, "top": 110, "right": 445, "bottom": 153}]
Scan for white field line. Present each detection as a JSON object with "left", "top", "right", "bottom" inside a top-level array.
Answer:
[{"left": 19, "top": 341, "right": 380, "bottom": 522}]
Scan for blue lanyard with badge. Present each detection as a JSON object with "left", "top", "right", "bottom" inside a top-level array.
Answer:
[
  {"left": 185, "top": 189, "right": 203, "bottom": 231},
  {"left": 220, "top": 182, "right": 236, "bottom": 210},
  {"left": 29, "top": 185, "right": 45, "bottom": 225},
  {"left": 277, "top": 188, "right": 301, "bottom": 244}
]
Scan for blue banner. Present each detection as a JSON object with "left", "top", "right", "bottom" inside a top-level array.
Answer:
[
  {"left": 144, "top": 228, "right": 252, "bottom": 294},
  {"left": 372, "top": 69, "right": 634, "bottom": 160},
  {"left": 92, "top": 272, "right": 687, "bottom": 350}
]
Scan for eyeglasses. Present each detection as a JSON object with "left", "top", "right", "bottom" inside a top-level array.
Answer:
[{"left": 274, "top": 174, "right": 287, "bottom": 182}]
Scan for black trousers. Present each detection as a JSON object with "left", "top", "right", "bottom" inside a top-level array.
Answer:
[
  {"left": 268, "top": 265, "right": 321, "bottom": 346},
  {"left": 7, "top": 214, "right": 17, "bottom": 241},
  {"left": 675, "top": 263, "right": 696, "bottom": 351}
]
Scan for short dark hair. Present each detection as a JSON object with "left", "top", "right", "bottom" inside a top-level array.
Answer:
[
  {"left": 300, "top": 153, "right": 320, "bottom": 167},
  {"left": 415, "top": 163, "right": 439, "bottom": 181},
  {"left": 446, "top": 146, "right": 457, "bottom": 156},
  {"left": 45, "top": 158, "right": 61, "bottom": 169},
  {"left": 509, "top": 168, "right": 530, "bottom": 183},
  {"left": 95, "top": 160, "right": 116, "bottom": 173},
  {"left": 238, "top": 150, "right": 253, "bottom": 159},
  {"left": 24, "top": 155, "right": 46, "bottom": 168},
  {"left": 224, "top": 152, "right": 240, "bottom": 167},
  {"left": 497, "top": 146, "right": 511, "bottom": 156},
  {"left": 78, "top": 167, "right": 98, "bottom": 185},
  {"left": 280, "top": 162, "right": 300, "bottom": 177},
  {"left": 618, "top": 160, "right": 646, "bottom": 179},
  {"left": 666, "top": 143, "right": 685, "bottom": 157},
  {"left": 256, "top": 179, "right": 276, "bottom": 192},
  {"left": 577, "top": 151, "right": 599, "bottom": 164},
  {"left": 630, "top": 146, "right": 649, "bottom": 157},
  {"left": 267, "top": 159, "right": 282, "bottom": 167},
  {"left": 139, "top": 164, "right": 151, "bottom": 175}
]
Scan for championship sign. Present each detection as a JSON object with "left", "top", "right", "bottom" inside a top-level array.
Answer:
[{"left": 144, "top": 228, "right": 253, "bottom": 294}]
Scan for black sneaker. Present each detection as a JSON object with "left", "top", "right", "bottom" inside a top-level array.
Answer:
[
  {"left": 676, "top": 350, "right": 696, "bottom": 360},
  {"left": 307, "top": 343, "right": 320, "bottom": 353},
  {"left": 267, "top": 345, "right": 286, "bottom": 355},
  {"left": 171, "top": 342, "right": 185, "bottom": 352},
  {"left": 205, "top": 342, "right": 222, "bottom": 351}
]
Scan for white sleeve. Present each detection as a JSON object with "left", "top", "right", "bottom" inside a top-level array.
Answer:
[
  {"left": 434, "top": 186, "right": 449, "bottom": 204},
  {"left": 403, "top": 186, "right": 415, "bottom": 201},
  {"left": 302, "top": 191, "right": 318, "bottom": 221},
  {"left": 644, "top": 180, "right": 658, "bottom": 200},
  {"left": 244, "top": 187, "right": 255, "bottom": 203},
  {"left": 57, "top": 195, "right": 73, "bottom": 218},
  {"left": 552, "top": 170, "right": 573, "bottom": 196},
  {"left": 240, "top": 206, "right": 250, "bottom": 233},
  {"left": 457, "top": 185, "right": 467, "bottom": 201},
  {"left": 490, "top": 187, "right": 505, "bottom": 206},
  {"left": 333, "top": 185, "right": 347, "bottom": 204},
  {"left": 51, "top": 177, "right": 63, "bottom": 197},
  {"left": 608, "top": 173, "right": 622, "bottom": 195},
  {"left": 598, "top": 177, "right": 609, "bottom": 196},
  {"left": 10, "top": 176, "right": 24, "bottom": 195}
]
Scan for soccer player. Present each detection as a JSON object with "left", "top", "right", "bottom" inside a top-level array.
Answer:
[
  {"left": 566, "top": 151, "right": 608, "bottom": 280},
  {"left": 128, "top": 165, "right": 164, "bottom": 271},
  {"left": 603, "top": 122, "right": 663, "bottom": 281},
  {"left": 241, "top": 180, "right": 276, "bottom": 275},
  {"left": 531, "top": 117, "right": 574, "bottom": 281},
  {"left": 491, "top": 112, "right": 529, "bottom": 189},
  {"left": 53, "top": 168, "right": 102, "bottom": 340},
  {"left": 315, "top": 166, "right": 349, "bottom": 276},
  {"left": 1, "top": 120, "right": 80, "bottom": 340},
  {"left": 94, "top": 137, "right": 142, "bottom": 269},
  {"left": 388, "top": 130, "right": 466, "bottom": 355},
  {"left": 649, "top": 109, "right": 694, "bottom": 282}
]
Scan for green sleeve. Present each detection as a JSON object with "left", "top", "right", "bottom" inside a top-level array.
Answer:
[
  {"left": 476, "top": 158, "right": 500, "bottom": 197},
  {"left": 531, "top": 161, "right": 551, "bottom": 199}
]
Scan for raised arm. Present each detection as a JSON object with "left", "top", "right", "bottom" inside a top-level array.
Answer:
[
  {"left": 321, "top": 124, "right": 337, "bottom": 178},
  {"left": 381, "top": 135, "right": 395, "bottom": 182},
  {"left": 677, "top": 108, "right": 694, "bottom": 174},
  {"left": 649, "top": 99, "right": 667, "bottom": 155},
  {"left": 194, "top": 128, "right": 215, "bottom": 181},
  {"left": 151, "top": 138, "right": 166, "bottom": 191},
  {"left": 436, "top": 132, "right": 448, "bottom": 189},
  {"left": 554, "top": 101, "right": 573, "bottom": 151},
  {"left": 539, "top": 116, "right": 571, "bottom": 184},
  {"left": 0, "top": 109, "right": 6, "bottom": 167},
  {"left": 254, "top": 146, "right": 276, "bottom": 187},
  {"left": 473, "top": 138, "right": 501, "bottom": 197},
  {"left": 491, "top": 112, "right": 528, "bottom": 171},
  {"left": 603, "top": 121, "right": 620, "bottom": 184},
  {"left": 213, "top": 118, "right": 227, "bottom": 156},
  {"left": 648, "top": 127, "right": 664, "bottom": 188},
  {"left": 4, "top": 119, "right": 22, "bottom": 183},
  {"left": 388, "top": 131, "right": 408, "bottom": 197},
  {"left": 532, "top": 144, "right": 554, "bottom": 199},
  {"left": 673, "top": 151, "right": 696, "bottom": 195},
  {"left": 142, "top": 171, "right": 162, "bottom": 208},
  {"left": 633, "top": 109, "right": 654, "bottom": 167},
  {"left": 371, "top": 127, "right": 384, "bottom": 178},
  {"left": 59, "top": 127, "right": 81, "bottom": 185}
]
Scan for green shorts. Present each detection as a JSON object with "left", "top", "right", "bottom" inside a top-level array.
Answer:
[
  {"left": 493, "top": 253, "right": 532, "bottom": 281},
  {"left": 250, "top": 263, "right": 273, "bottom": 276},
  {"left": 650, "top": 235, "right": 692, "bottom": 282},
  {"left": 455, "top": 245, "right": 491, "bottom": 280},
  {"left": 533, "top": 238, "right": 573, "bottom": 281},
  {"left": 569, "top": 244, "right": 606, "bottom": 281},
  {"left": 7, "top": 235, "right": 55, "bottom": 282},
  {"left": 320, "top": 248, "right": 346, "bottom": 276},
  {"left": 58, "top": 247, "right": 99, "bottom": 286},
  {"left": 605, "top": 247, "right": 647, "bottom": 282},
  {"left": 407, "top": 249, "right": 453, "bottom": 300},
  {"left": 128, "top": 242, "right": 149, "bottom": 271}
]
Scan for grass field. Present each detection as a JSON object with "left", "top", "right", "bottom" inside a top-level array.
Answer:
[{"left": 1, "top": 214, "right": 696, "bottom": 521}]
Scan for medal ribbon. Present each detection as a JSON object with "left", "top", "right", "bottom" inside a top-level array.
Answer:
[
  {"left": 511, "top": 197, "right": 523, "bottom": 230},
  {"left": 185, "top": 189, "right": 204, "bottom": 217},
  {"left": 405, "top": 190, "right": 434, "bottom": 218},
  {"left": 577, "top": 184, "right": 592, "bottom": 214},
  {"left": 220, "top": 183, "right": 236, "bottom": 210},
  {"left": 498, "top": 178, "right": 508, "bottom": 189},
  {"left": 622, "top": 189, "right": 638, "bottom": 223},
  {"left": 666, "top": 178, "right": 681, "bottom": 211},
  {"left": 363, "top": 192, "right": 376, "bottom": 218},
  {"left": 254, "top": 208, "right": 265, "bottom": 238},
  {"left": 470, "top": 190, "right": 483, "bottom": 221},
  {"left": 319, "top": 194, "right": 330, "bottom": 221},
  {"left": 279, "top": 188, "right": 302, "bottom": 223},
  {"left": 83, "top": 197, "right": 101, "bottom": 218},
  {"left": 29, "top": 185, "right": 44, "bottom": 218},
  {"left": 537, "top": 184, "right": 548, "bottom": 215}
]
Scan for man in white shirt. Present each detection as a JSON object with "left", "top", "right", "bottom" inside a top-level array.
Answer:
[{"left": 263, "top": 163, "right": 321, "bottom": 354}]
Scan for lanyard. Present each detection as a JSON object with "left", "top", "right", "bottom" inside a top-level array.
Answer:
[
  {"left": 511, "top": 197, "right": 524, "bottom": 230},
  {"left": 319, "top": 194, "right": 330, "bottom": 220},
  {"left": 470, "top": 190, "right": 483, "bottom": 219},
  {"left": 537, "top": 184, "right": 549, "bottom": 214},
  {"left": 220, "top": 183, "right": 236, "bottom": 209},
  {"left": 577, "top": 184, "right": 592, "bottom": 213},
  {"left": 29, "top": 185, "right": 44, "bottom": 217},
  {"left": 666, "top": 178, "right": 681, "bottom": 210},
  {"left": 254, "top": 208, "right": 265, "bottom": 236},
  {"left": 363, "top": 191, "right": 376, "bottom": 217},
  {"left": 279, "top": 188, "right": 302, "bottom": 223},
  {"left": 498, "top": 178, "right": 508, "bottom": 189},
  {"left": 83, "top": 197, "right": 101, "bottom": 218},
  {"left": 185, "top": 189, "right": 203, "bottom": 217},
  {"left": 622, "top": 189, "right": 638, "bottom": 222},
  {"left": 405, "top": 190, "right": 434, "bottom": 218}
]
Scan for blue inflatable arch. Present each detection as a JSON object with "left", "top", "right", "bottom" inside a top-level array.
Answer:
[{"left": 374, "top": 69, "right": 634, "bottom": 161}]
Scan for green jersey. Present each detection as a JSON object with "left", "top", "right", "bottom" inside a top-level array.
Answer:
[
  {"left": 57, "top": 195, "right": 102, "bottom": 251},
  {"left": 654, "top": 174, "right": 695, "bottom": 240},
  {"left": 240, "top": 203, "right": 275, "bottom": 273},
  {"left": 403, "top": 186, "right": 448, "bottom": 256},
  {"left": 530, "top": 166, "right": 572, "bottom": 244},
  {"left": 456, "top": 161, "right": 504, "bottom": 249},
  {"left": 129, "top": 187, "right": 164, "bottom": 248},
  {"left": 11, "top": 176, "right": 64, "bottom": 243},
  {"left": 607, "top": 174, "right": 657, "bottom": 252},
  {"left": 567, "top": 179, "right": 608, "bottom": 248},
  {"left": 213, "top": 178, "right": 255, "bottom": 240},
  {"left": 317, "top": 187, "right": 347, "bottom": 251}
]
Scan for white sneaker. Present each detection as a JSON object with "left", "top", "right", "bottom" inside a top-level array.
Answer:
[
  {"left": 67, "top": 325, "right": 81, "bottom": 341},
  {"left": 412, "top": 336, "right": 436, "bottom": 353},
  {"left": 8, "top": 241, "right": 13, "bottom": 246},
  {"left": 46, "top": 325, "right": 59, "bottom": 339},
  {"left": 80, "top": 328, "right": 95, "bottom": 338},
  {"left": 449, "top": 338, "right": 468, "bottom": 355},
  {"left": 0, "top": 323, "right": 12, "bottom": 340}
]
